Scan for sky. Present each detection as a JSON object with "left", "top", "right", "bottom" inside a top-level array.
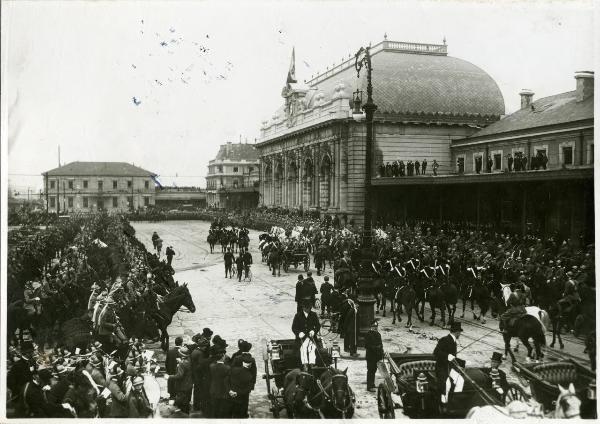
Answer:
[{"left": 2, "top": 0, "right": 595, "bottom": 195}]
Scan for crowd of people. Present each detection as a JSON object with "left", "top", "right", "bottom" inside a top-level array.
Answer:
[{"left": 378, "top": 159, "right": 440, "bottom": 177}]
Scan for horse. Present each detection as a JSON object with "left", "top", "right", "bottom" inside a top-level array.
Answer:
[
  {"left": 319, "top": 368, "right": 355, "bottom": 418},
  {"left": 425, "top": 282, "right": 446, "bottom": 327},
  {"left": 441, "top": 280, "right": 459, "bottom": 325},
  {"left": 392, "top": 283, "right": 417, "bottom": 327},
  {"left": 269, "top": 248, "right": 281, "bottom": 277},
  {"left": 282, "top": 369, "right": 323, "bottom": 418},
  {"left": 206, "top": 232, "right": 218, "bottom": 253},
  {"left": 151, "top": 283, "right": 196, "bottom": 351},
  {"left": 502, "top": 314, "right": 546, "bottom": 361},
  {"left": 460, "top": 280, "right": 490, "bottom": 324},
  {"left": 7, "top": 300, "right": 36, "bottom": 345}
]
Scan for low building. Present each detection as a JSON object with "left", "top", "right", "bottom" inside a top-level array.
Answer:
[
  {"left": 206, "top": 142, "right": 260, "bottom": 209},
  {"left": 42, "top": 161, "right": 157, "bottom": 213},
  {"left": 154, "top": 187, "right": 207, "bottom": 209},
  {"left": 372, "top": 71, "right": 594, "bottom": 241}
]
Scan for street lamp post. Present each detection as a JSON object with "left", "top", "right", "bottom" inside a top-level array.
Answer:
[{"left": 353, "top": 45, "right": 378, "bottom": 346}]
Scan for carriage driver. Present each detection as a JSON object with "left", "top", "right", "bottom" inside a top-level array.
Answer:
[
  {"left": 433, "top": 321, "right": 465, "bottom": 410},
  {"left": 292, "top": 300, "right": 321, "bottom": 371}
]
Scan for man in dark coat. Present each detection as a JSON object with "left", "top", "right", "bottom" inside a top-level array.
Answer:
[
  {"left": 433, "top": 321, "right": 464, "bottom": 408},
  {"left": 399, "top": 160, "right": 405, "bottom": 176},
  {"left": 292, "top": 301, "right": 321, "bottom": 369},
  {"left": 319, "top": 276, "right": 334, "bottom": 317},
  {"left": 507, "top": 153, "right": 514, "bottom": 172},
  {"left": 224, "top": 248, "right": 234, "bottom": 278},
  {"left": 192, "top": 340, "right": 211, "bottom": 415},
  {"left": 302, "top": 271, "right": 318, "bottom": 307},
  {"left": 231, "top": 340, "right": 257, "bottom": 389},
  {"left": 365, "top": 319, "right": 384, "bottom": 391},
  {"left": 422, "top": 159, "right": 428, "bottom": 175},
  {"left": 235, "top": 253, "right": 244, "bottom": 282},
  {"left": 414, "top": 159, "right": 421, "bottom": 175},
  {"left": 166, "top": 246, "right": 176, "bottom": 266},
  {"left": 242, "top": 248, "right": 253, "bottom": 279},
  {"left": 166, "top": 336, "right": 183, "bottom": 399},
  {"left": 22, "top": 369, "right": 70, "bottom": 418},
  {"left": 226, "top": 353, "right": 255, "bottom": 418},
  {"left": 294, "top": 275, "right": 305, "bottom": 313},
  {"left": 391, "top": 161, "right": 399, "bottom": 177},
  {"left": 340, "top": 297, "right": 359, "bottom": 357},
  {"left": 209, "top": 349, "right": 231, "bottom": 418},
  {"left": 167, "top": 346, "right": 193, "bottom": 414},
  {"left": 385, "top": 162, "right": 392, "bottom": 177}
]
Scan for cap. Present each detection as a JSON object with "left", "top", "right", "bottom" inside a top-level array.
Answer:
[{"left": 132, "top": 376, "right": 145, "bottom": 386}]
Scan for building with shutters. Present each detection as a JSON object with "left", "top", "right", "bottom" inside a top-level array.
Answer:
[
  {"left": 205, "top": 142, "right": 260, "bottom": 209},
  {"left": 256, "top": 38, "right": 505, "bottom": 226},
  {"left": 42, "top": 161, "right": 157, "bottom": 213}
]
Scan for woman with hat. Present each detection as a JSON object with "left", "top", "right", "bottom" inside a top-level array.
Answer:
[
  {"left": 433, "top": 321, "right": 464, "bottom": 409},
  {"left": 128, "top": 376, "right": 153, "bottom": 418}
]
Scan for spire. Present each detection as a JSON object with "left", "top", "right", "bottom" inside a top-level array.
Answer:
[{"left": 287, "top": 47, "right": 297, "bottom": 84}]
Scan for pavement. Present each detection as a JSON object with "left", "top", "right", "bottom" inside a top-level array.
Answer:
[{"left": 132, "top": 220, "right": 591, "bottom": 419}]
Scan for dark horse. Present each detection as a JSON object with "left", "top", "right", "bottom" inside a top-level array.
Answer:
[
  {"left": 425, "top": 282, "right": 447, "bottom": 327},
  {"left": 320, "top": 368, "right": 355, "bottom": 418},
  {"left": 152, "top": 283, "right": 196, "bottom": 351},
  {"left": 460, "top": 280, "right": 490, "bottom": 324},
  {"left": 392, "top": 283, "right": 417, "bottom": 327},
  {"left": 206, "top": 232, "right": 218, "bottom": 254},
  {"left": 269, "top": 247, "right": 281, "bottom": 277},
  {"left": 502, "top": 314, "right": 546, "bottom": 362},
  {"left": 283, "top": 369, "right": 324, "bottom": 418}
]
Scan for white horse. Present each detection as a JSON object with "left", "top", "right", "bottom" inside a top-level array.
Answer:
[{"left": 467, "top": 383, "right": 581, "bottom": 420}]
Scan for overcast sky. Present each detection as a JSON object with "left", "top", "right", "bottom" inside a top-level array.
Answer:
[{"left": 2, "top": 0, "right": 595, "bottom": 193}]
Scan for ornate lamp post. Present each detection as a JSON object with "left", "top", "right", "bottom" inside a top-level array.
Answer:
[{"left": 353, "top": 45, "right": 378, "bottom": 345}]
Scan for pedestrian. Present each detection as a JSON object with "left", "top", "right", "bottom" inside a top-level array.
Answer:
[
  {"left": 433, "top": 321, "right": 464, "bottom": 412},
  {"left": 399, "top": 160, "right": 405, "bottom": 176},
  {"left": 432, "top": 159, "right": 439, "bottom": 176},
  {"left": 365, "top": 319, "right": 384, "bottom": 392},
  {"left": 165, "top": 336, "right": 183, "bottom": 400},
  {"left": 507, "top": 153, "right": 514, "bottom": 172},
  {"left": 106, "top": 364, "right": 128, "bottom": 418},
  {"left": 128, "top": 376, "right": 153, "bottom": 418},
  {"left": 235, "top": 253, "right": 244, "bottom": 282},
  {"left": 166, "top": 346, "right": 193, "bottom": 414},
  {"left": 422, "top": 159, "right": 428, "bottom": 175},
  {"left": 242, "top": 248, "right": 253, "bottom": 280},
  {"left": 415, "top": 159, "right": 421, "bottom": 175},
  {"left": 209, "top": 348, "right": 231, "bottom": 418},
  {"left": 156, "top": 238, "right": 163, "bottom": 257},
  {"left": 294, "top": 275, "right": 305, "bottom": 313},
  {"left": 191, "top": 339, "right": 211, "bottom": 415},
  {"left": 227, "top": 352, "right": 255, "bottom": 418},
  {"left": 166, "top": 246, "right": 175, "bottom": 266},
  {"left": 319, "top": 276, "right": 333, "bottom": 317},
  {"left": 151, "top": 232, "right": 159, "bottom": 251},
  {"left": 340, "top": 297, "right": 359, "bottom": 357},
  {"left": 224, "top": 248, "right": 234, "bottom": 278},
  {"left": 303, "top": 271, "right": 318, "bottom": 307}
]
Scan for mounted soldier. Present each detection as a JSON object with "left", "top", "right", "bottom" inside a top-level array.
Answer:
[
  {"left": 23, "top": 281, "right": 42, "bottom": 318},
  {"left": 334, "top": 251, "right": 353, "bottom": 289},
  {"left": 499, "top": 292, "right": 527, "bottom": 333},
  {"left": 95, "top": 296, "right": 126, "bottom": 349}
]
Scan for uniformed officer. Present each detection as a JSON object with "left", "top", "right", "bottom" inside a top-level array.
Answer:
[{"left": 365, "top": 319, "right": 384, "bottom": 392}]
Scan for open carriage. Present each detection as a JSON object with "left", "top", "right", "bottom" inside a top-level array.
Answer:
[
  {"left": 262, "top": 338, "right": 353, "bottom": 418},
  {"left": 512, "top": 357, "right": 596, "bottom": 414},
  {"left": 282, "top": 248, "right": 310, "bottom": 273},
  {"left": 376, "top": 353, "right": 528, "bottom": 418}
]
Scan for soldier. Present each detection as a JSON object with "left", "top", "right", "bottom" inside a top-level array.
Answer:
[
  {"left": 414, "top": 159, "right": 421, "bottom": 175},
  {"left": 399, "top": 160, "right": 405, "bottom": 177},
  {"left": 235, "top": 253, "right": 244, "bottom": 282},
  {"left": 385, "top": 162, "right": 392, "bottom": 177},
  {"left": 391, "top": 160, "right": 399, "bottom": 177},
  {"left": 499, "top": 294, "right": 527, "bottom": 333},
  {"left": 242, "top": 248, "right": 253, "bottom": 280},
  {"left": 365, "top": 319, "right": 384, "bottom": 392},
  {"left": 23, "top": 281, "right": 42, "bottom": 318},
  {"left": 422, "top": 159, "right": 428, "bottom": 175},
  {"left": 166, "top": 246, "right": 176, "bottom": 266}
]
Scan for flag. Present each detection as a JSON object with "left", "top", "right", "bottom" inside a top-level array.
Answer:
[{"left": 287, "top": 47, "right": 297, "bottom": 84}]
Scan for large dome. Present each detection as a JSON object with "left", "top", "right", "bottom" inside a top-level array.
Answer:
[{"left": 303, "top": 42, "right": 505, "bottom": 118}]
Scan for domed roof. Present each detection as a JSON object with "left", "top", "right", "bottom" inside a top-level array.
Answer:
[{"left": 306, "top": 42, "right": 505, "bottom": 118}]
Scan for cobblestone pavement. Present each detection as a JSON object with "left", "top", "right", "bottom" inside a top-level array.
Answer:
[{"left": 133, "top": 220, "right": 590, "bottom": 419}]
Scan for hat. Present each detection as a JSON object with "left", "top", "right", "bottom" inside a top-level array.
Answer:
[
  {"left": 324, "top": 276, "right": 329, "bottom": 281},
  {"left": 240, "top": 353, "right": 253, "bottom": 364},
  {"left": 212, "top": 335, "right": 228, "bottom": 348},
  {"left": 240, "top": 340, "right": 252, "bottom": 352},
  {"left": 132, "top": 376, "right": 145, "bottom": 386},
  {"left": 371, "top": 318, "right": 380, "bottom": 326},
  {"left": 202, "top": 328, "right": 213, "bottom": 338},
  {"left": 110, "top": 363, "right": 124, "bottom": 376},
  {"left": 178, "top": 347, "right": 190, "bottom": 358},
  {"left": 90, "top": 355, "right": 102, "bottom": 366},
  {"left": 491, "top": 352, "right": 503, "bottom": 363},
  {"left": 449, "top": 322, "right": 463, "bottom": 333},
  {"left": 298, "top": 275, "right": 304, "bottom": 281},
  {"left": 210, "top": 345, "right": 226, "bottom": 357},
  {"left": 307, "top": 271, "right": 312, "bottom": 276}
]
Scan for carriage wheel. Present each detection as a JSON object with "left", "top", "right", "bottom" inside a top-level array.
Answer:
[
  {"left": 320, "top": 318, "right": 332, "bottom": 336},
  {"left": 377, "top": 383, "right": 396, "bottom": 419},
  {"left": 304, "top": 255, "right": 310, "bottom": 272},
  {"left": 503, "top": 382, "right": 529, "bottom": 405},
  {"left": 264, "top": 358, "right": 271, "bottom": 396}
]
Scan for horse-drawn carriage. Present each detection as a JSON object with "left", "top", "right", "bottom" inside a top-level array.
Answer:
[
  {"left": 376, "top": 353, "right": 528, "bottom": 418},
  {"left": 282, "top": 248, "right": 310, "bottom": 273},
  {"left": 512, "top": 356, "right": 596, "bottom": 414},
  {"left": 262, "top": 338, "right": 355, "bottom": 418}
]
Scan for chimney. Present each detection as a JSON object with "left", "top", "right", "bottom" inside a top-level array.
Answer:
[
  {"left": 575, "top": 71, "right": 594, "bottom": 102},
  {"left": 519, "top": 89, "right": 534, "bottom": 110}
]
